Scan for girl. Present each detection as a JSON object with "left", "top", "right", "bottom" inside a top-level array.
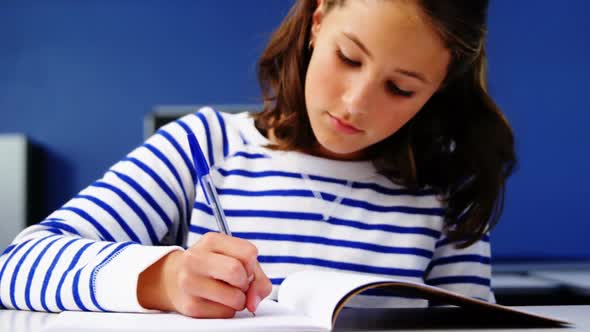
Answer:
[{"left": 0, "top": 0, "right": 516, "bottom": 319}]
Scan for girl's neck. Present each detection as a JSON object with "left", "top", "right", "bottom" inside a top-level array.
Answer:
[{"left": 305, "top": 141, "right": 370, "bottom": 162}]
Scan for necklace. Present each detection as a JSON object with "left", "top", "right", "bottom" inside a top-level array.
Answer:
[{"left": 299, "top": 172, "right": 353, "bottom": 221}]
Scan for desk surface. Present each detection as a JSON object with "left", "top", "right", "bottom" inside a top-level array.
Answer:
[
  {"left": 492, "top": 274, "right": 562, "bottom": 291},
  {"left": 1, "top": 305, "right": 588, "bottom": 332},
  {"left": 531, "top": 271, "right": 590, "bottom": 293}
]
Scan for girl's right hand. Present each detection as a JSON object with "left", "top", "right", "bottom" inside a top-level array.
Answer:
[{"left": 137, "top": 232, "right": 272, "bottom": 318}]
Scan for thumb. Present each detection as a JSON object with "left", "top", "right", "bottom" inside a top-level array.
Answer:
[{"left": 245, "top": 261, "right": 272, "bottom": 313}]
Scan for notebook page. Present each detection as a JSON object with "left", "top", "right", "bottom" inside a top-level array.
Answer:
[
  {"left": 279, "top": 270, "right": 570, "bottom": 328},
  {"left": 41, "top": 299, "right": 327, "bottom": 332},
  {"left": 278, "top": 270, "right": 395, "bottom": 328}
]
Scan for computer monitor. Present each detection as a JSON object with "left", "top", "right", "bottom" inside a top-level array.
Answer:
[{"left": 0, "top": 134, "right": 42, "bottom": 250}]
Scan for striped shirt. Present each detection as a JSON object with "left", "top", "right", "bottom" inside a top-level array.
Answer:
[{"left": 0, "top": 107, "right": 492, "bottom": 313}]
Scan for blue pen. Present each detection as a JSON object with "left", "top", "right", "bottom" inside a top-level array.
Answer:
[
  {"left": 188, "top": 134, "right": 257, "bottom": 316},
  {"left": 187, "top": 134, "right": 232, "bottom": 236}
]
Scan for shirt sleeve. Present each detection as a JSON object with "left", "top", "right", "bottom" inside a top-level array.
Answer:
[
  {"left": 0, "top": 107, "right": 229, "bottom": 313},
  {"left": 424, "top": 233, "right": 494, "bottom": 303}
]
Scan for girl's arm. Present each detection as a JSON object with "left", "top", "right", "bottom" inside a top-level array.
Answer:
[
  {"left": 424, "top": 234, "right": 494, "bottom": 303},
  {"left": 0, "top": 108, "right": 220, "bottom": 313}
]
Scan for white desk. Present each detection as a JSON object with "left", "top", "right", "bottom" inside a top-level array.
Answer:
[
  {"left": 0, "top": 306, "right": 588, "bottom": 332},
  {"left": 531, "top": 271, "right": 590, "bottom": 293},
  {"left": 492, "top": 274, "right": 562, "bottom": 293},
  {"left": 491, "top": 268, "right": 590, "bottom": 305},
  {"left": 0, "top": 310, "right": 56, "bottom": 332}
]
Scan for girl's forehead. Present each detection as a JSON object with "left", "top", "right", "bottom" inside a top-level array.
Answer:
[
  {"left": 325, "top": 0, "right": 430, "bottom": 34},
  {"left": 323, "top": 0, "right": 449, "bottom": 85}
]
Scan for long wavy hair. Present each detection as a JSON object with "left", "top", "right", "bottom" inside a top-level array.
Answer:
[{"left": 253, "top": 0, "right": 517, "bottom": 247}]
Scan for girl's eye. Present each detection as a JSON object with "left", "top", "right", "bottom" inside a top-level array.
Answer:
[
  {"left": 387, "top": 81, "right": 414, "bottom": 98},
  {"left": 337, "top": 48, "right": 414, "bottom": 98},
  {"left": 336, "top": 49, "right": 361, "bottom": 67}
]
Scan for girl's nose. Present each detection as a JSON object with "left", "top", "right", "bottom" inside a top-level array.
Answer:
[{"left": 341, "top": 78, "right": 374, "bottom": 117}]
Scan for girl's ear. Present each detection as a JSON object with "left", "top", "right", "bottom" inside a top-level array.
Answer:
[{"left": 311, "top": 0, "right": 325, "bottom": 43}]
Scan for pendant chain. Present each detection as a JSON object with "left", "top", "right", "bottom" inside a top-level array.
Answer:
[{"left": 300, "top": 172, "right": 353, "bottom": 221}]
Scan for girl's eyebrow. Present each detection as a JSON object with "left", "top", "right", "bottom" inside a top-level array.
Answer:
[{"left": 342, "top": 31, "right": 429, "bottom": 84}]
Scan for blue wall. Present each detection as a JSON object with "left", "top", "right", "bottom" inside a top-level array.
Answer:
[
  {"left": 486, "top": 1, "right": 590, "bottom": 259},
  {"left": 1, "top": 1, "right": 589, "bottom": 259}
]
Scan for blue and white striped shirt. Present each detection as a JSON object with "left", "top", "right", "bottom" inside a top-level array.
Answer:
[{"left": 0, "top": 107, "right": 492, "bottom": 312}]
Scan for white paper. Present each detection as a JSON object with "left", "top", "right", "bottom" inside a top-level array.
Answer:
[
  {"left": 42, "top": 299, "right": 327, "bottom": 332},
  {"left": 278, "top": 270, "right": 399, "bottom": 328}
]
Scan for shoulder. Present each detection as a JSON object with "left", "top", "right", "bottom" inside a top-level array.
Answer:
[
  {"left": 145, "top": 107, "right": 256, "bottom": 168},
  {"left": 188, "top": 106, "right": 262, "bottom": 141},
  {"left": 179, "top": 107, "right": 266, "bottom": 166}
]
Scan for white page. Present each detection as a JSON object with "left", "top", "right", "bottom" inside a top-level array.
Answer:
[
  {"left": 279, "top": 270, "right": 401, "bottom": 328},
  {"left": 41, "top": 299, "right": 327, "bottom": 332},
  {"left": 280, "top": 270, "right": 571, "bottom": 328},
  {"left": 278, "top": 270, "right": 570, "bottom": 328}
]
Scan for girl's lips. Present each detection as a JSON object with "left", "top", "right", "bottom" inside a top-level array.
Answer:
[{"left": 328, "top": 113, "right": 363, "bottom": 134}]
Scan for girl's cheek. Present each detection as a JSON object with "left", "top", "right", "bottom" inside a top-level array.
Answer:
[{"left": 321, "top": 58, "right": 347, "bottom": 97}]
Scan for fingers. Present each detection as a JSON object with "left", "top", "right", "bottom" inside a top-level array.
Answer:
[
  {"left": 197, "top": 232, "right": 258, "bottom": 277},
  {"left": 178, "top": 271, "right": 247, "bottom": 311},
  {"left": 246, "top": 261, "right": 273, "bottom": 313},
  {"left": 187, "top": 251, "right": 251, "bottom": 291},
  {"left": 175, "top": 292, "right": 237, "bottom": 319},
  {"left": 169, "top": 232, "right": 268, "bottom": 318}
]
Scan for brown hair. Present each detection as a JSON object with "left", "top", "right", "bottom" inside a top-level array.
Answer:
[{"left": 253, "top": 0, "right": 517, "bottom": 247}]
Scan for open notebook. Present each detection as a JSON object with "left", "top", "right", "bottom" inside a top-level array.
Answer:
[{"left": 42, "top": 270, "right": 570, "bottom": 332}]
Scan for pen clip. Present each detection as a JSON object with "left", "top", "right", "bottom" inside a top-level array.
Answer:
[{"left": 187, "top": 133, "right": 211, "bottom": 205}]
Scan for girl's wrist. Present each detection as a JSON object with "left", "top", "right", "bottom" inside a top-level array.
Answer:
[{"left": 137, "top": 250, "right": 183, "bottom": 312}]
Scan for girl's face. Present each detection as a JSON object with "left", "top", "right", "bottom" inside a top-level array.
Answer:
[{"left": 305, "top": 0, "right": 451, "bottom": 160}]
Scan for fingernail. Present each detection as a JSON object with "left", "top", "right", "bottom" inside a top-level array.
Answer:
[{"left": 247, "top": 274, "right": 254, "bottom": 283}]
